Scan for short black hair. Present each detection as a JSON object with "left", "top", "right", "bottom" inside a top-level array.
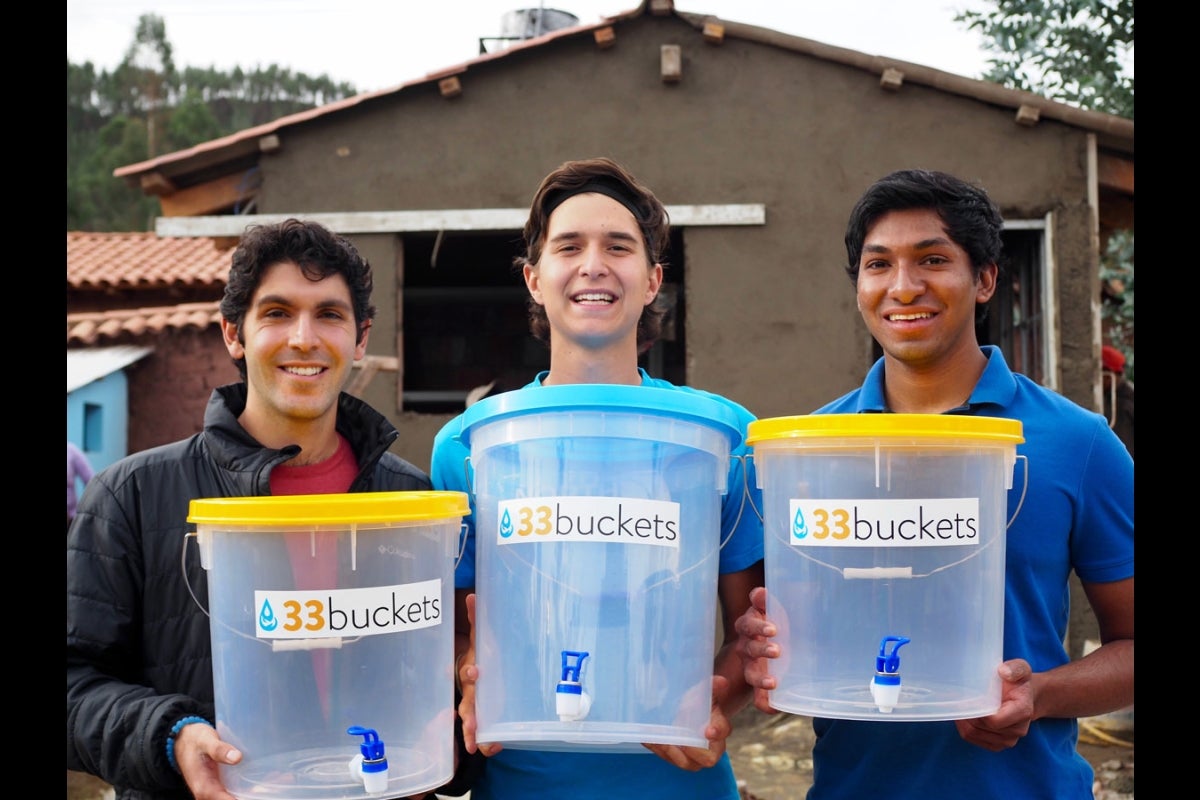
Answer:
[
  {"left": 844, "top": 169, "right": 1003, "bottom": 322},
  {"left": 220, "top": 218, "right": 376, "bottom": 379}
]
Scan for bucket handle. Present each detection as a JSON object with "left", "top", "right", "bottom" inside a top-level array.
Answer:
[
  {"left": 1007, "top": 454, "right": 1028, "bottom": 529},
  {"left": 180, "top": 530, "right": 364, "bottom": 650},
  {"left": 475, "top": 451, "right": 758, "bottom": 596},
  {"left": 461, "top": 456, "right": 474, "bottom": 495},
  {"left": 460, "top": 451, "right": 750, "bottom": 551},
  {"left": 455, "top": 523, "right": 468, "bottom": 570},
  {"left": 720, "top": 453, "right": 753, "bottom": 551},
  {"left": 759, "top": 453, "right": 1029, "bottom": 580},
  {"left": 182, "top": 531, "right": 209, "bottom": 618},
  {"left": 742, "top": 453, "right": 765, "bottom": 527},
  {"left": 639, "top": 453, "right": 754, "bottom": 594},
  {"left": 454, "top": 455, "right": 477, "bottom": 572},
  {"left": 771, "top": 523, "right": 1006, "bottom": 580}
]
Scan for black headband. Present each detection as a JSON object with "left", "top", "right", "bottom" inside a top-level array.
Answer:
[{"left": 542, "top": 177, "right": 644, "bottom": 220}]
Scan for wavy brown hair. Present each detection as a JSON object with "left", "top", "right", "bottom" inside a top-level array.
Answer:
[{"left": 518, "top": 157, "right": 670, "bottom": 348}]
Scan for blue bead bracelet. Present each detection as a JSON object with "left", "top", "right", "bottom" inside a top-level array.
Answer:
[{"left": 165, "top": 715, "right": 212, "bottom": 773}]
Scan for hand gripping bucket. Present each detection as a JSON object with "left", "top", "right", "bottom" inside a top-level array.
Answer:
[
  {"left": 456, "top": 385, "right": 742, "bottom": 752},
  {"left": 187, "top": 490, "right": 469, "bottom": 799},
  {"left": 746, "top": 414, "right": 1023, "bottom": 721}
]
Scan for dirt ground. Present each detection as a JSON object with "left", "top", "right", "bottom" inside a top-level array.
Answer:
[
  {"left": 68, "top": 708, "right": 1134, "bottom": 799},
  {"left": 724, "top": 706, "right": 1135, "bottom": 800}
]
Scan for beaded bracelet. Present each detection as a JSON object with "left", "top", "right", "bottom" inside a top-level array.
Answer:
[{"left": 165, "top": 715, "right": 212, "bottom": 773}]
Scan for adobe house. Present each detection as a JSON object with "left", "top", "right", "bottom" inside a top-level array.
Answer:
[
  {"left": 92, "top": 1, "right": 1132, "bottom": 653},
  {"left": 66, "top": 233, "right": 404, "bottom": 465},
  {"left": 107, "top": 1, "right": 1133, "bottom": 470},
  {"left": 67, "top": 232, "right": 240, "bottom": 470}
]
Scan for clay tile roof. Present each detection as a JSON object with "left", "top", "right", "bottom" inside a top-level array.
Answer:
[
  {"left": 67, "top": 301, "right": 223, "bottom": 346},
  {"left": 67, "top": 231, "right": 234, "bottom": 290}
]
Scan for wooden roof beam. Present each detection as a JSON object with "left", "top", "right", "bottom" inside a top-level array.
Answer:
[
  {"left": 157, "top": 170, "right": 262, "bottom": 218},
  {"left": 1098, "top": 153, "right": 1133, "bottom": 196}
]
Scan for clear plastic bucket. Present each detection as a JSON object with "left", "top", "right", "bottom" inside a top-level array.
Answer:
[
  {"left": 189, "top": 491, "right": 469, "bottom": 799},
  {"left": 456, "top": 385, "right": 741, "bottom": 752},
  {"left": 747, "top": 414, "right": 1023, "bottom": 721}
]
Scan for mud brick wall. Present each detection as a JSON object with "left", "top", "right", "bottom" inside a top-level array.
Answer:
[{"left": 126, "top": 327, "right": 240, "bottom": 455}]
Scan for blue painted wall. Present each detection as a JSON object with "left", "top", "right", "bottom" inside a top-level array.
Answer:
[{"left": 66, "top": 370, "right": 130, "bottom": 475}]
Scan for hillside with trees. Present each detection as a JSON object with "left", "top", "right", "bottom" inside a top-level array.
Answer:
[{"left": 67, "top": 13, "right": 357, "bottom": 232}]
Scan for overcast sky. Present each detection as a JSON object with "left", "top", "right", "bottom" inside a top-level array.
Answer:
[{"left": 67, "top": 0, "right": 997, "bottom": 93}]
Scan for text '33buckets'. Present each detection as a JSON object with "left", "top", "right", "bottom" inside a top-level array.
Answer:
[
  {"left": 456, "top": 384, "right": 743, "bottom": 753},
  {"left": 187, "top": 490, "right": 469, "bottom": 800},
  {"left": 746, "top": 414, "right": 1024, "bottom": 721}
]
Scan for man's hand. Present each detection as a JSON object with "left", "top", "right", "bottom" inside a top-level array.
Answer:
[
  {"left": 457, "top": 593, "right": 503, "bottom": 758},
  {"left": 175, "top": 721, "right": 242, "bottom": 800},
  {"left": 644, "top": 676, "right": 731, "bottom": 771},
  {"left": 954, "top": 659, "right": 1035, "bottom": 751},
  {"left": 732, "top": 586, "right": 781, "bottom": 714}
]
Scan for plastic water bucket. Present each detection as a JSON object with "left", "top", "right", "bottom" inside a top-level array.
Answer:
[
  {"left": 456, "top": 385, "right": 742, "bottom": 752},
  {"left": 746, "top": 414, "right": 1023, "bottom": 721},
  {"left": 188, "top": 491, "right": 469, "bottom": 800}
]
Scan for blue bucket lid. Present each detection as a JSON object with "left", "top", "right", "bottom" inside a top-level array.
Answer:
[{"left": 456, "top": 384, "right": 743, "bottom": 449}]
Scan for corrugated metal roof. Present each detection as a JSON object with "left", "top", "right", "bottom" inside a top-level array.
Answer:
[{"left": 67, "top": 345, "right": 154, "bottom": 393}]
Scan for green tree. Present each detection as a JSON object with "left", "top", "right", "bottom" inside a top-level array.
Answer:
[
  {"left": 1099, "top": 230, "right": 1134, "bottom": 381},
  {"left": 956, "top": 0, "right": 1134, "bottom": 363},
  {"left": 956, "top": 0, "right": 1134, "bottom": 118},
  {"left": 166, "top": 90, "right": 224, "bottom": 152},
  {"left": 121, "top": 13, "right": 177, "bottom": 157}
]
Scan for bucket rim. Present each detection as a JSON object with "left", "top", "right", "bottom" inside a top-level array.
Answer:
[
  {"left": 187, "top": 490, "right": 470, "bottom": 526},
  {"left": 746, "top": 413, "right": 1024, "bottom": 445},
  {"left": 455, "top": 384, "right": 743, "bottom": 448}
]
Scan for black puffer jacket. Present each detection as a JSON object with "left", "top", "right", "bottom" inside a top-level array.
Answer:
[{"left": 66, "top": 383, "right": 431, "bottom": 800}]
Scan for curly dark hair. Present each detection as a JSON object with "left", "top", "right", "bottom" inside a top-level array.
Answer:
[
  {"left": 844, "top": 169, "right": 1004, "bottom": 322},
  {"left": 518, "top": 157, "right": 670, "bottom": 349},
  {"left": 219, "top": 218, "right": 376, "bottom": 379}
]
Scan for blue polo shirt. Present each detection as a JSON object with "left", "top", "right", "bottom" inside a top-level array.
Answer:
[{"left": 808, "top": 346, "right": 1134, "bottom": 799}]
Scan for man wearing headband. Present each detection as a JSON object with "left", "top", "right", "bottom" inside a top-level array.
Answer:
[{"left": 431, "top": 157, "right": 764, "bottom": 799}]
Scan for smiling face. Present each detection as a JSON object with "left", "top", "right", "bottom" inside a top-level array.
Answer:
[
  {"left": 856, "top": 208, "right": 996, "bottom": 371},
  {"left": 222, "top": 259, "right": 368, "bottom": 444},
  {"left": 523, "top": 191, "right": 662, "bottom": 363}
]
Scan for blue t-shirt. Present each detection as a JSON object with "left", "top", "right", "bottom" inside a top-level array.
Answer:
[
  {"left": 806, "top": 346, "right": 1134, "bottom": 800},
  {"left": 430, "top": 369, "right": 763, "bottom": 800}
]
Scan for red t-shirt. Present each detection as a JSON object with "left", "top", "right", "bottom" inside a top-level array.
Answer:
[{"left": 268, "top": 434, "right": 358, "bottom": 718}]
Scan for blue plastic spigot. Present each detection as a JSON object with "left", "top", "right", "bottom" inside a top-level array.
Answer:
[
  {"left": 559, "top": 650, "right": 590, "bottom": 683},
  {"left": 875, "top": 636, "right": 910, "bottom": 675},
  {"left": 347, "top": 726, "right": 389, "bottom": 793},
  {"left": 870, "top": 636, "right": 911, "bottom": 713},
  {"left": 556, "top": 650, "right": 592, "bottom": 721}
]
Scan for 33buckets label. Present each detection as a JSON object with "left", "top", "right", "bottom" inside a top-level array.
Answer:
[
  {"left": 497, "top": 496, "right": 681, "bottom": 547},
  {"left": 790, "top": 498, "right": 980, "bottom": 547},
  {"left": 254, "top": 578, "right": 443, "bottom": 640}
]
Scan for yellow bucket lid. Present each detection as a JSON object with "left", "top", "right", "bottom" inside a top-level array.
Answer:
[
  {"left": 746, "top": 414, "right": 1023, "bottom": 445},
  {"left": 188, "top": 490, "right": 470, "bottom": 526}
]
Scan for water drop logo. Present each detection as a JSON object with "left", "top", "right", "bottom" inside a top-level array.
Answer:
[
  {"left": 792, "top": 507, "right": 808, "bottom": 541},
  {"left": 499, "top": 507, "right": 514, "bottom": 539},
  {"left": 258, "top": 598, "right": 278, "bottom": 632}
]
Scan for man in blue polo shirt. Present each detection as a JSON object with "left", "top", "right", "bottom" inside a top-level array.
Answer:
[{"left": 733, "top": 169, "right": 1133, "bottom": 799}]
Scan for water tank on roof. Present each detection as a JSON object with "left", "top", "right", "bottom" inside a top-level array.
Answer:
[{"left": 500, "top": 7, "right": 579, "bottom": 41}]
